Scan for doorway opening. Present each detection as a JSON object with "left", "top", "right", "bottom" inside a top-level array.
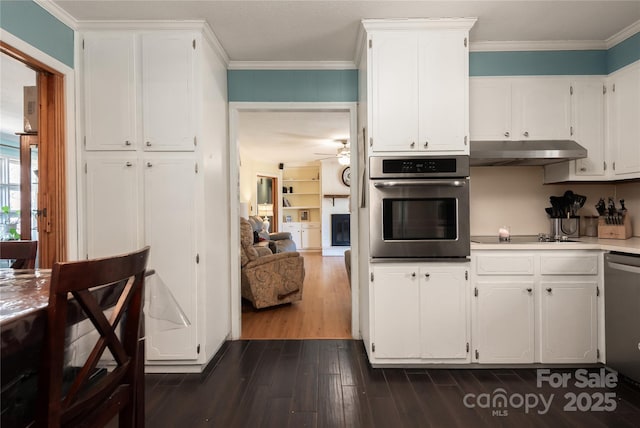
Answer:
[
  {"left": 1, "top": 42, "right": 68, "bottom": 267},
  {"left": 230, "top": 103, "right": 359, "bottom": 340},
  {"left": 256, "top": 175, "right": 278, "bottom": 233}
]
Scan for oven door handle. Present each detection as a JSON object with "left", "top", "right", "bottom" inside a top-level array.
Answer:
[{"left": 372, "top": 179, "right": 467, "bottom": 188}]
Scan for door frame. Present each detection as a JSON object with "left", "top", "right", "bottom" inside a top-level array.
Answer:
[
  {"left": 229, "top": 102, "right": 359, "bottom": 339},
  {"left": 1, "top": 29, "right": 79, "bottom": 264}
]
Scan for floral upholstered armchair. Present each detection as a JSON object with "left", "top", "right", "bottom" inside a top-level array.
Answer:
[{"left": 240, "top": 217, "right": 305, "bottom": 309}]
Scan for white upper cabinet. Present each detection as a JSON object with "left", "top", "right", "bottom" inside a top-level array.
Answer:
[
  {"left": 370, "top": 31, "right": 419, "bottom": 153},
  {"left": 572, "top": 80, "right": 606, "bottom": 177},
  {"left": 366, "top": 19, "right": 474, "bottom": 154},
  {"left": 469, "top": 79, "right": 512, "bottom": 140},
  {"left": 515, "top": 79, "right": 572, "bottom": 139},
  {"left": 83, "top": 32, "right": 196, "bottom": 152},
  {"left": 609, "top": 62, "right": 640, "bottom": 178},
  {"left": 83, "top": 33, "right": 137, "bottom": 150},
  {"left": 141, "top": 33, "right": 195, "bottom": 151},
  {"left": 418, "top": 31, "right": 468, "bottom": 152},
  {"left": 470, "top": 77, "right": 572, "bottom": 141}
]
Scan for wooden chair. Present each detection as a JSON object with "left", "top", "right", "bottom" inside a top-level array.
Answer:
[
  {"left": 36, "top": 246, "right": 150, "bottom": 428},
  {"left": 0, "top": 240, "right": 37, "bottom": 269}
]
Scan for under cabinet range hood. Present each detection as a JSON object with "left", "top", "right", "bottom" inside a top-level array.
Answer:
[{"left": 470, "top": 140, "right": 588, "bottom": 166}]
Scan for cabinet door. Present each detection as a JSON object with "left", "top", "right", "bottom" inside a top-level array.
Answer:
[
  {"left": 141, "top": 33, "right": 195, "bottom": 151},
  {"left": 370, "top": 31, "right": 419, "bottom": 152},
  {"left": 475, "top": 281, "right": 535, "bottom": 363},
  {"left": 282, "top": 222, "right": 302, "bottom": 249},
  {"left": 610, "top": 63, "right": 640, "bottom": 176},
  {"left": 85, "top": 154, "right": 140, "bottom": 258},
  {"left": 420, "top": 266, "right": 468, "bottom": 359},
  {"left": 144, "top": 156, "right": 198, "bottom": 360},
  {"left": 573, "top": 81, "right": 606, "bottom": 177},
  {"left": 302, "top": 223, "right": 321, "bottom": 249},
  {"left": 372, "top": 266, "right": 421, "bottom": 358},
  {"left": 419, "top": 31, "right": 468, "bottom": 152},
  {"left": 469, "top": 78, "right": 512, "bottom": 140},
  {"left": 540, "top": 281, "right": 597, "bottom": 363},
  {"left": 83, "top": 33, "right": 137, "bottom": 150},
  {"left": 515, "top": 79, "right": 572, "bottom": 139}
]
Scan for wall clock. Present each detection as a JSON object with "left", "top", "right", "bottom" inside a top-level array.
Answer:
[{"left": 341, "top": 166, "right": 351, "bottom": 187}]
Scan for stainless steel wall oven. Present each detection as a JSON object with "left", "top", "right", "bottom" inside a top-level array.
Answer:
[{"left": 369, "top": 156, "right": 470, "bottom": 260}]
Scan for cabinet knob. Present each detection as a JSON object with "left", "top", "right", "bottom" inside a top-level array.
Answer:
[
  {"left": 146, "top": 141, "right": 152, "bottom": 147},
  {"left": 125, "top": 140, "right": 132, "bottom": 146},
  {"left": 424, "top": 273, "right": 430, "bottom": 279},
  {"left": 580, "top": 167, "right": 587, "bottom": 172},
  {"left": 410, "top": 142, "right": 416, "bottom": 149},
  {"left": 526, "top": 288, "right": 532, "bottom": 293},
  {"left": 125, "top": 162, "right": 132, "bottom": 167},
  {"left": 423, "top": 141, "right": 429, "bottom": 149},
  {"left": 504, "top": 131, "right": 510, "bottom": 137},
  {"left": 146, "top": 162, "right": 153, "bottom": 167},
  {"left": 523, "top": 131, "right": 529, "bottom": 137},
  {"left": 546, "top": 287, "right": 552, "bottom": 293},
  {"left": 411, "top": 272, "right": 416, "bottom": 278}
]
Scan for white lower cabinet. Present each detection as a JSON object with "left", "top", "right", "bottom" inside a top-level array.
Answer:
[
  {"left": 372, "top": 265, "right": 421, "bottom": 358},
  {"left": 143, "top": 156, "right": 198, "bottom": 360},
  {"left": 301, "top": 222, "right": 322, "bottom": 249},
  {"left": 371, "top": 263, "right": 470, "bottom": 363},
  {"left": 540, "top": 280, "right": 598, "bottom": 363},
  {"left": 472, "top": 251, "right": 601, "bottom": 365},
  {"left": 282, "top": 222, "right": 321, "bottom": 250},
  {"left": 474, "top": 281, "right": 535, "bottom": 363}
]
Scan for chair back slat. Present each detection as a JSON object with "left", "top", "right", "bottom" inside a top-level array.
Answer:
[
  {"left": 0, "top": 240, "right": 37, "bottom": 269},
  {"left": 37, "top": 246, "right": 149, "bottom": 428}
]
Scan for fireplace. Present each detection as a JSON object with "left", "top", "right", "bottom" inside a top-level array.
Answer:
[{"left": 331, "top": 214, "right": 351, "bottom": 246}]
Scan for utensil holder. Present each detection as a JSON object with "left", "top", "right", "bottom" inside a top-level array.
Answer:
[{"left": 598, "top": 215, "right": 632, "bottom": 239}]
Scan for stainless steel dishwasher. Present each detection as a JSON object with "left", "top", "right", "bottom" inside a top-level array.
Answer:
[{"left": 605, "top": 252, "right": 640, "bottom": 383}]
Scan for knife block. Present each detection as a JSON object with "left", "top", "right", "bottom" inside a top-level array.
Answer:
[{"left": 598, "top": 215, "right": 632, "bottom": 239}]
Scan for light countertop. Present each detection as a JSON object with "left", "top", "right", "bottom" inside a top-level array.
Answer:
[{"left": 471, "top": 236, "right": 640, "bottom": 255}]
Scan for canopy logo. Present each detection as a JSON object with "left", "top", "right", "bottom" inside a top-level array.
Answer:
[{"left": 462, "top": 369, "right": 619, "bottom": 417}]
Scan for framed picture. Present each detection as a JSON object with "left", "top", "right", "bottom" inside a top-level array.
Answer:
[
  {"left": 285, "top": 215, "right": 292, "bottom": 223},
  {"left": 299, "top": 209, "right": 310, "bottom": 222}
]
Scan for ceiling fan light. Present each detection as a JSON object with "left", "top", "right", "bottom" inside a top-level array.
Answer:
[{"left": 338, "top": 155, "right": 350, "bottom": 165}]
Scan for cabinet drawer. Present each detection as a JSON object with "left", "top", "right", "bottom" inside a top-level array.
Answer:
[
  {"left": 476, "top": 255, "right": 534, "bottom": 275},
  {"left": 540, "top": 255, "right": 598, "bottom": 275}
]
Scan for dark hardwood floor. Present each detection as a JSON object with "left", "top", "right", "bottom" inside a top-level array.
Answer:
[{"left": 144, "top": 340, "right": 640, "bottom": 428}]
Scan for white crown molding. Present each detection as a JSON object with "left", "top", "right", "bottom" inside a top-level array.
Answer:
[
  {"left": 77, "top": 20, "right": 209, "bottom": 32},
  {"left": 33, "top": 0, "right": 78, "bottom": 30},
  {"left": 76, "top": 20, "right": 229, "bottom": 64},
  {"left": 353, "top": 24, "right": 367, "bottom": 69},
  {"left": 470, "top": 40, "right": 607, "bottom": 52},
  {"left": 201, "top": 21, "right": 230, "bottom": 66},
  {"left": 227, "top": 61, "right": 356, "bottom": 70},
  {"left": 361, "top": 17, "right": 477, "bottom": 32},
  {"left": 606, "top": 19, "right": 640, "bottom": 49}
]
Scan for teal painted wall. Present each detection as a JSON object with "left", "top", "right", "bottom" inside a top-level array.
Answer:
[
  {"left": 607, "top": 31, "right": 640, "bottom": 73},
  {"left": 228, "top": 32, "right": 639, "bottom": 101},
  {"left": 0, "top": 0, "right": 74, "bottom": 68},
  {"left": 228, "top": 69, "right": 358, "bottom": 102},
  {"left": 469, "top": 50, "right": 608, "bottom": 76}
]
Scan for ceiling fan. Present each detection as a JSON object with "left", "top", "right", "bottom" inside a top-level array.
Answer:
[{"left": 314, "top": 139, "right": 350, "bottom": 165}]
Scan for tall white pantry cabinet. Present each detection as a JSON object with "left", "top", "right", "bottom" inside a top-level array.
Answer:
[{"left": 80, "top": 24, "right": 230, "bottom": 371}]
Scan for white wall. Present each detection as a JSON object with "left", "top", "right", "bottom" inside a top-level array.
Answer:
[
  {"left": 321, "top": 158, "right": 350, "bottom": 255},
  {"left": 616, "top": 181, "right": 640, "bottom": 236},
  {"left": 470, "top": 167, "right": 619, "bottom": 236}
]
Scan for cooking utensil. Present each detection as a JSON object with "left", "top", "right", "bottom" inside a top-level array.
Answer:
[{"left": 595, "top": 198, "right": 606, "bottom": 216}]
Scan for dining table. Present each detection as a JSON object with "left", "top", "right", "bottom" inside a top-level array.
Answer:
[
  {"left": 0, "top": 268, "right": 147, "bottom": 427},
  {"left": 0, "top": 268, "right": 51, "bottom": 426}
]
